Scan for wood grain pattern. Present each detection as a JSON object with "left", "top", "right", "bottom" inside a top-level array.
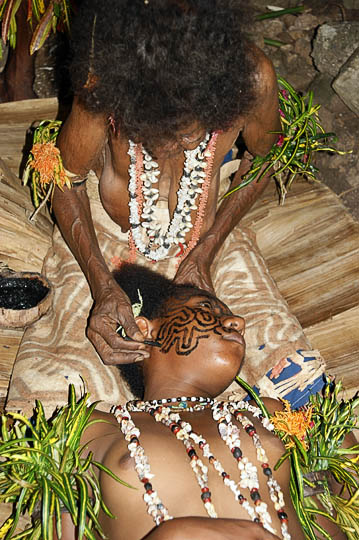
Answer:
[
  {"left": 0, "top": 158, "right": 53, "bottom": 272},
  {"left": 243, "top": 181, "right": 359, "bottom": 327},
  {"left": 305, "top": 306, "right": 359, "bottom": 399},
  {"left": 0, "top": 328, "right": 23, "bottom": 397}
]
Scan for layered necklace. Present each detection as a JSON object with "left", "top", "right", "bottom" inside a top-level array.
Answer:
[
  {"left": 114, "top": 397, "right": 291, "bottom": 539},
  {"left": 127, "top": 132, "right": 218, "bottom": 263}
]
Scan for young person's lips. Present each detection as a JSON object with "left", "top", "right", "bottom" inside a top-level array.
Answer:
[{"left": 222, "top": 332, "right": 245, "bottom": 346}]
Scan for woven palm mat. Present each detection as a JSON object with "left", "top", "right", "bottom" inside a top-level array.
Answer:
[{"left": 241, "top": 180, "right": 359, "bottom": 398}]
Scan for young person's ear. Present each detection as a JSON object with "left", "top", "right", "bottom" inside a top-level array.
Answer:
[{"left": 135, "top": 316, "right": 157, "bottom": 340}]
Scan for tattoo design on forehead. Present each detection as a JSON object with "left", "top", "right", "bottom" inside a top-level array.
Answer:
[{"left": 156, "top": 305, "right": 225, "bottom": 355}]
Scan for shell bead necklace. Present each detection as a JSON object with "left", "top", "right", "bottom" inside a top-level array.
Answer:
[
  {"left": 114, "top": 398, "right": 291, "bottom": 539},
  {"left": 127, "top": 132, "right": 217, "bottom": 262}
]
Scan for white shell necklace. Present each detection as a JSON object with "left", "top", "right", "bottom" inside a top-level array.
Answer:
[
  {"left": 127, "top": 132, "right": 217, "bottom": 262},
  {"left": 114, "top": 398, "right": 291, "bottom": 539}
]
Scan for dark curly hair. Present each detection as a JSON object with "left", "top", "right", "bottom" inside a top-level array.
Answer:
[
  {"left": 113, "top": 263, "right": 219, "bottom": 398},
  {"left": 70, "top": 0, "right": 255, "bottom": 149}
]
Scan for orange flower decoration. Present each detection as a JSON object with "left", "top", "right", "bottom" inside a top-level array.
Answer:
[
  {"left": 30, "top": 142, "right": 67, "bottom": 187},
  {"left": 271, "top": 400, "right": 313, "bottom": 449}
]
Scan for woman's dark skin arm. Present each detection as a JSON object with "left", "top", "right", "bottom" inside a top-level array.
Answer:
[
  {"left": 54, "top": 97, "right": 150, "bottom": 365},
  {"left": 175, "top": 49, "right": 281, "bottom": 292}
]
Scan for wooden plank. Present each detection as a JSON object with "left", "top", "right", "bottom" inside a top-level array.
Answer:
[
  {"left": 0, "top": 97, "right": 58, "bottom": 124},
  {"left": 0, "top": 97, "right": 59, "bottom": 175},
  {"left": 305, "top": 306, "right": 359, "bottom": 399}
]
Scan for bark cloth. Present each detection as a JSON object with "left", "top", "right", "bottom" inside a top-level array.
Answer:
[{"left": 7, "top": 171, "right": 325, "bottom": 416}]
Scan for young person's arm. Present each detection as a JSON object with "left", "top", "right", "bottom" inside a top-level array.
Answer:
[
  {"left": 54, "top": 515, "right": 278, "bottom": 540},
  {"left": 175, "top": 47, "right": 280, "bottom": 292},
  {"left": 54, "top": 98, "right": 149, "bottom": 365},
  {"left": 143, "top": 517, "right": 280, "bottom": 540}
]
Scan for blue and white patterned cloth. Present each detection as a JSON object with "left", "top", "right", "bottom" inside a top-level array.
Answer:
[{"left": 246, "top": 348, "right": 325, "bottom": 409}]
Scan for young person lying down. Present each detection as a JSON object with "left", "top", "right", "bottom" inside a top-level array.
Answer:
[{"left": 58, "top": 265, "right": 344, "bottom": 540}]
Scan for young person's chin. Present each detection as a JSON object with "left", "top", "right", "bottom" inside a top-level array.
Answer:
[{"left": 191, "top": 345, "right": 244, "bottom": 395}]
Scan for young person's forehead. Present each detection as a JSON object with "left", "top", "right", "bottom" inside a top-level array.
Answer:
[{"left": 167, "top": 292, "right": 233, "bottom": 315}]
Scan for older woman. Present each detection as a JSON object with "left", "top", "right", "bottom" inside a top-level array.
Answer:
[
  {"left": 54, "top": 0, "right": 280, "bottom": 363},
  {"left": 8, "top": 0, "right": 324, "bottom": 415}
]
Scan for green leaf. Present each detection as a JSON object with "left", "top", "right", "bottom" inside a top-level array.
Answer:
[
  {"left": 274, "top": 449, "right": 291, "bottom": 471},
  {"left": 337, "top": 445, "right": 359, "bottom": 455},
  {"left": 29, "top": 2, "right": 54, "bottom": 55},
  {"left": 0, "top": 384, "right": 141, "bottom": 539},
  {"left": 92, "top": 461, "right": 135, "bottom": 489},
  {"left": 290, "top": 473, "right": 317, "bottom": 540},
  {"left": 292, "top": 435, "right": 309, "bottom": 466},
  {"left": 82, "top": 474, "right": 106, "bottom": 524},
  {"left": 69, "top": 383, "right": 77, "bottom": 413},
  {"left": 54, "top": 496, "right": 62, "bottom": 540},
  {"left": 1, "top": 0, "right": 23, "bottom": 45},
  {"left": 290, "top": 448, "right": 304, "bottom": 501},
  {"left": 263, "top": 38, "right": 285, "bottom": 47},
  {"left": 256, "top": 6, "right": 305, "bottom": 20},
  {"left": 41, "top": 477, "right": 53, "bottom": 540},
  {"left": 329, "top": 461, "right": 358, "bottom": 488},
  {"left": 75, "top": 474, "right": 88, "bottom": 540},
  {"left": 61, "top": 472, "right": 77, "bottom": 520},
  {"left": 309, "top": 515, "right": 335, "bottom": 540},
  {"left": 234, "top": 376, "right": 271, "bottom": 419},
  {"left": 6, "top": 487, "right": 27, "bottom": 538}
]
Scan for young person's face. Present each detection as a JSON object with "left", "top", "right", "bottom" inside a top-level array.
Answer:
[{"left": 150, "top": 294, "right": 245, "bottom": 396}]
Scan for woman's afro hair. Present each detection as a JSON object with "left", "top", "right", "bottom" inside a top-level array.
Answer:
[{"left": 69, "top": 0, "right": 255, "bottom": 149}]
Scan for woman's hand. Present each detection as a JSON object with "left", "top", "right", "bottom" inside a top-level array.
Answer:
[
  {"left": 87, "top": 278, "right": 150, "bottom": 365},
  {"left": 174, "top": 247, "right": 214, "bottom": 293},
  {"left": 143, "top": 517, "right": 281, "bottom": 540}
]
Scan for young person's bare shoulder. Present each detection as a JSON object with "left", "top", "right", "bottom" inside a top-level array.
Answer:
[
  {"left": 81, "top": 408, "right": 125, "bottom": 457},
  {"left": 261, "top": 397, "right": 284, "bottom": 415}
]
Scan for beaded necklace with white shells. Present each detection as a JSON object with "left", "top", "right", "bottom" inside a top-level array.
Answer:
[
  {"left": 114, "top": 398, "right": 291, "bottom": 539},
  {"left": 127, "top": 132, "right": 216, "bottom": 261}
]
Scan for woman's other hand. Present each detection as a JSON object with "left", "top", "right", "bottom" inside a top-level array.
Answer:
[{"left": 87, "top": 277, "right": 150, "bottom": 365}]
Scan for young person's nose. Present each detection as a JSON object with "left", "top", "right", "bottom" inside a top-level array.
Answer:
[{"left": 222, "top": 315, "right": 245, "bottom": 334}]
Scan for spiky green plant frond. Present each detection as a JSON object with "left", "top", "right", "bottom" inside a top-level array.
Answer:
[
  {"left": 0, "top": 385, "right": 131, "bottom": 540},
  {"left": 236, "top": 376, "right": 359, "bottom": 540},
  {"left": 225, "top": 77, "right": 349, "bottom": 203}
]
